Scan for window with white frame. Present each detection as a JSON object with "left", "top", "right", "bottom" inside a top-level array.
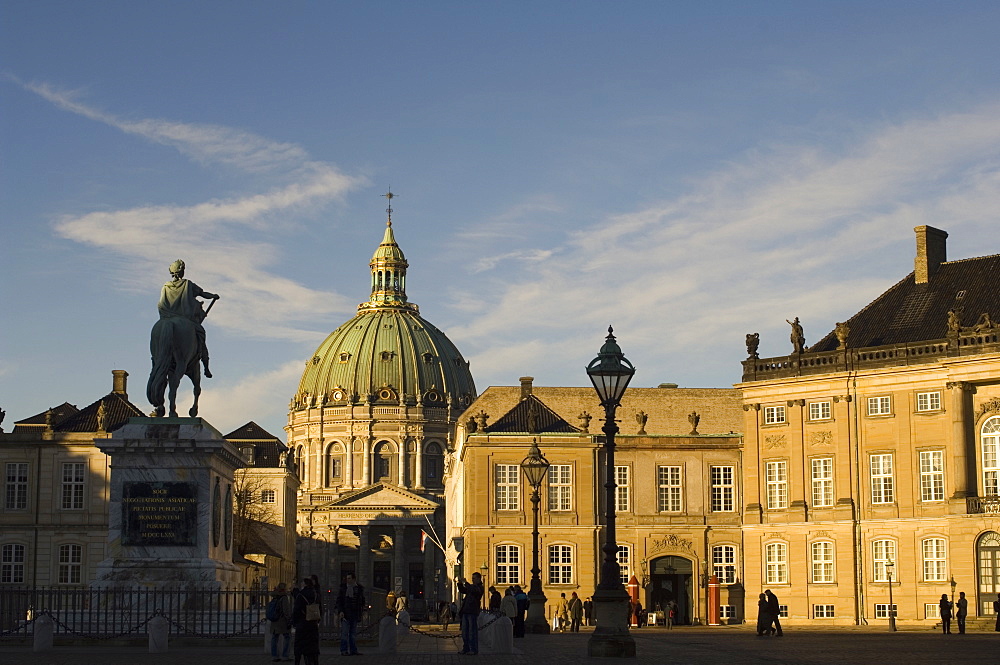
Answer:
[
  {"left": 495, "top": 464, "right": 520, "bottom": 511},
  {"left": 919, "top": 451, "right": 945, "bottom": 502},
  {"left": 922, "top": 538, "right": 947, "bottom": 581},
  {"left": 924, "top": 603, "right": 940, "bottom": 619},
  {"left": 61, "top": 462, "right": 85, "bottom": 510},
  {"left": 617, "top": 545, "right": 631, "bottom": 585},
  {"left": 5, "top": 463, "right": 28, "bottom": 510},
  {"left": 1, "top": 544, "right": 26, "bottom": 583},
  {"left": 764, "top": 405, "right": 786, "bottom": 425},
  {"left": 765, "top": 542, "right": 788, "bottom": 585},
  {"left": 814, "top": 604, "right": 835, "bottom": 618},
  {"left": 874, "top": 604, "right": 897, "bottom": 619},
  {"left": 495, "top": 544, "right": 521, "bottom": 586},
  {"left": 712, "top": 545, "right": 737, "bottom": 584},
  {"left": 870, "top": 454, "right": 894, "bottom": 504},
  {"left": 719, "top": 605, "right": 736, "bottom": 618},
  {"left": 548, "top": 465, "right": 572, "bottom": 511},
  {"left": 260, "top": 489, "right": 276, "bottom": 503},
  {"left": 872, "top": 539, "right": 896, "bottom": 582},
  {"left": 982, "top": 416, "right": 1000, "bottom": 496},
  {"left": 811, "top": 457, "right": 834, "bottom": 507},
  {"left": 58, "top": 544, "right": 82, "bottom": 585},
  {"left": 547, "top": 545, "right": 573, "bottom": 584},
  {"left": 809, "top": 401, "right": 831, "bottom": 421},
  {"left": 766, "top": 460, "right": 788, "bottom": 509},
  {"left": 657, "top": 466, "right": 682, "bottom": 512},
  {"left": 777, "top": 605, "right": 788, "bottom": 618},
  {"left": 867, "top": 396, "right": 892, "bottom": 416},
  {"left": 711, "top": 466, "right": 735, "bottom": 512},
  {"left": 916, "top": 391, "right": 941, "bottom": 412},
  {"left": 615, "top": 465, "right": 630, "bottom": 513},
  {"left": 811, "top": 541, "right": 834, "bottom": 583}
]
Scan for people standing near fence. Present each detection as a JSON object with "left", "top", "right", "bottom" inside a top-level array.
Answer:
[
  {"left": 568, "top": 592, "right": 583, "bottom": 632},
  {"left": 267, "top": 582, "right": 293, "bottom": 662},
  {"left": 939, "top": 593, "right": 953, "bottom": 634},
  {"left": 513, "top": 585, "right": 529, "bottom": 638},
  {"left": 336, "top": 573, "right": 365, "bottom": 656},
  {"left": 292, "top": 577, "right": 322, "bottom": 665},
  {"left": 457, "top": 572, "right": 484, "bottom": 655}
]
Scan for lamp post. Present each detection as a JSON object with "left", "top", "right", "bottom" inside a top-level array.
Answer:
[
  {"left": 886, "top": 559, "right": 897, "bottom": 632},
  {"left": 521, "top": 438, "right": 551, "bottom": 633},
  {"left": 586, "top": 326, "right": 636, "bottom": 658},
  {"left": 481, "top": 562, "right": 489, "bottom": 610}
]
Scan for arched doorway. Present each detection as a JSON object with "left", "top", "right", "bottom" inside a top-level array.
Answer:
[
  {"left": 977, "top": 531, "right": 1000, "bottom": 616},
  {"left": 647, "top": 556, "right": 694, "bottom": 624}
]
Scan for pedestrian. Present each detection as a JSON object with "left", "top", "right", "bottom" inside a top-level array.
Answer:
[
  {"left": 267, "top": 582, "right": 292, "bottom": 662},
  {"left": 994, "top": 593, "right": 1000, "bottom": 631},
  {"left": 501, "top": 587, "right": 518, "bottom": 620},
  {"left": 457, "top": 572, "right": 484, "bottom": 655},
  {"left": 396, "top": 593, "right": 408, "bottom": 614},
  {"left": 583, "top": 596, "right": 593, "bottom": 626},
  {"left": 569, "top": 591, "right": 583, "bottom": 632},
  {"left": 635, "top": 600, "right": 645, "bottom": 627},
  {"left": 513, "top": 585, "right": 529, "bottom": 638},
  {"left": 489, "top": 586, "right": 502, "bottom": 612},
  {"left": 755, "top": 593, "right": 772, "bottom": 636},
  {"left": 667, "top": 600, "right": 677, "bottom": 629},
  {"left": 335, "top": 573, "right": 364, "bottom": 656},
  {"left": 555, "top": 592, "right": 569, "bottom": 632},
  {"left": 765, "top": 589, "right": 783, "bottom": 636},
  {"left": 940, "top": 593, "right": 953, "bottom": 634},
  {"left": 292, "top": 577, "right": 322, "bottom": 665},
  {"left": 956, "top": 591, "right": 968, "bottom": 634},
  {"left": 386, "top": 589, "right": 397, "bottom": 615},
  {"left": 439, "top": 600, "right": 454, "bottom": 631}
]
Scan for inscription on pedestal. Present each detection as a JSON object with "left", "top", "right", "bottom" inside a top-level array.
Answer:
[{"left": 122, "top": 481, "right": 198, "bottom": 546}]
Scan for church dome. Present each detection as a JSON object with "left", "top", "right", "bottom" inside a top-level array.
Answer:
[{"left": 293, "top": 207, "right": 476, "bottom": 411}]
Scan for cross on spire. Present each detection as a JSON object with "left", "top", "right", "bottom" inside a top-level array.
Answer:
[{"left": 381, "top": 188, "right": 397, "bottom": 226}]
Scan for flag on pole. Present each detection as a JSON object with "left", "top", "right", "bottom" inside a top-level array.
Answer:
[{"left": 420, "top": 530, "right": 427, "bottom": 552}]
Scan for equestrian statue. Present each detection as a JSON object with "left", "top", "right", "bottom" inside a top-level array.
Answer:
[{"left": 147, "top": 259, "right": 219, "bottom": 417}]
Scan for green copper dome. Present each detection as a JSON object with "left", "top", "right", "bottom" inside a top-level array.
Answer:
[{"left": 293, "top": 214, "right": 476, "bottom": 410}]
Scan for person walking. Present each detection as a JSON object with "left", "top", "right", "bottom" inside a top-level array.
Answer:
[
  {"left": 291, "top": 577, "right": 322, "bottom": 665},
  {"left": 457, "top": 572, "right": 484, "bottom": 655},
  {"left": 513, "top": 585, "right": 529, "bottom": 638},
  {"left": 439, "top": 600, "right": 454, "bottom": 631},
  {"left": 755, "top": 593, "right": 772, "bottom": 636},
  {"left": 568, "top": 592, "right": 583, "bottom": 632},
  {"left": 501, "top": 587, "right": 518, "bottom": 620},
  {"left": 765, "top": 589, "right": 783, "bottom": 636},
  {"left": 583, "top": 597, "right": 593, "bottom": 626},
  {"left": 555, "top": 592, "right": 569, "bottom": 632},
  {"left": 267, "top": 583, "right": 292, "bottom": 662},
  {"left": 335, "top": 573, "right": 365, "bottom": 656},
  {"left": 666, "top": 600, "right": 677, "bottom": 629},
  {"left": 939, "top": 593, "right": 953, "bottom": 634},
  {"left": 956, "top": 591, "right": 968, "bottom": 634}
]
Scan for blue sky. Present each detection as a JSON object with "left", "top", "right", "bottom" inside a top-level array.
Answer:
[{"left": 4, "top": 1, "right": 1000, "bottom": 438}]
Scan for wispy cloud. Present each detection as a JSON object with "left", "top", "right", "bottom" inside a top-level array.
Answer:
[
  {"left": 20, "top": 80, "right": 366, "bottom": 340},
  {"left": 454, "top": 103, "right": 1000, "bottom": 387},
  {"left": 197, "top": 359, "right": 304, "bottom": 434}
]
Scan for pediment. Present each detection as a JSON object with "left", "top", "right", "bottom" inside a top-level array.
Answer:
[{"left": 319, "top": 483, "right": 440, "bottom": 511}]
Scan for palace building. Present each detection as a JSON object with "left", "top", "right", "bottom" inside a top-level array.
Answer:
[{"left": 287, "top": 202, "right": 476, "bottom": 609}]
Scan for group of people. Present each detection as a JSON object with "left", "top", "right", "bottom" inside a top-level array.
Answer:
[
  {"left": 755, "top": 589, "right": 784, "bottom": 636},
  {"left": 938, "top": 591, "right": 971, "bottom": 634},
  {"left": 552, "top": 592, "right": 585, "bottom": 632},
  {"left": 266, "top": 573, "right": 367, "bottom": 664}
]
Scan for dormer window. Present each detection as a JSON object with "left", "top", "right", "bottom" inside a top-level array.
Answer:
[{"left": 339, "top": 352, "right": 351, "bottom": 363}]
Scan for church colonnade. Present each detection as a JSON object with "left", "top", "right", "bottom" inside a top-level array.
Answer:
[{"left": 293, "top": 436, "right": 446, "bottom": 491}]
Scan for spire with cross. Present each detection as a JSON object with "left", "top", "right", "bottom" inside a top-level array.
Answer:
[{"left": 381, "top": 188, "right": 397, "bottom": 226}]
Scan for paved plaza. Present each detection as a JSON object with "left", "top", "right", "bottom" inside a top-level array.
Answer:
[{"left": 2, "top": 625, "right": 1000, "bottom": 665}]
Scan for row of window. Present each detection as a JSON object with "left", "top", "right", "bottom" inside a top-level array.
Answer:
[
  {"left": 494, "top": 464, "right": 737, "bottom": 513},
  {"left": 763, "top": 392, "right": 944, "bottom": 426},
  {"left": 1, "top": 543, "right": 82, "bottom": 584},
  {"left": 5, "top": 462, "right": 86, "bottom": 511},
  {"left": 763, "top": 537, "right": 950, "bottom": 585}
]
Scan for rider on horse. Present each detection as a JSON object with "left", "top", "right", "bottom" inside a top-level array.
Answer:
[{"left": 158, "top": 259, "right": 219, "bottom": 377}]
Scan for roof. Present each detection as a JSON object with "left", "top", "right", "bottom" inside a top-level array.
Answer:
[
  {"left": 56, "top": 392, "right": 145, "bottom": 433},
  {"left": 486, "top": 394, "right": 580, "bottom": 433},
  {"left": 810, "top": 254, "right": 1000, "bottom": 352},
  {"left": 225, "top": 421, "right": 281, "bottom": 441},
  {"left": 225, "top": 421, "right": 287, "bottom": 467},
  {"left": 14, "top": 402, "right": 79, "bottom": 428}
]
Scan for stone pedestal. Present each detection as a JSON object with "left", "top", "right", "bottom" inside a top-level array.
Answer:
[
  {"left": 94, "top": 417, "right": 244, "bottom": 588},
  {"left": 587, "top": 586, "right": 636, "bottom": 658}
]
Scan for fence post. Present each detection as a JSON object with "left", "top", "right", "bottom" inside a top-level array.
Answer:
[
  {"left": 378, "top": 615, "right": 397, "bottom": 653},
  {"left": 32, "top": 614, "right": 54, "bottom": 652},
  {"left": 148, "top": 614, "right": 169, "bottom": 653}
]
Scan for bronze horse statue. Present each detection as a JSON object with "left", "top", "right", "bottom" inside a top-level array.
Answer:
[{"left": 146, "top": 260, "right": 218, "bottom": 418}]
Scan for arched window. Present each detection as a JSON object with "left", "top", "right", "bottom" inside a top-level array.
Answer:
[
  {"left": 872, "top": 539, "right": 896, "bottom": 582},
  {"left": 810, "top": 541, "right": 834, "bottom": 583},
  {"left": 983, "top": 416, "right": 1000, "bottom": 496},
  {"left": 495, "top": 544, "right": 522, "bottom": 586},
  {"left": 295, "top": 446, "right": 305, "bottom": 482},
  {"left": 373, "top": 441, "right": 397, "bottom": 484},
  {"left": 1, "top": 543, "right": 26, "bottom": 583},
  {"left": 424, "top": 442, "right": 443, "bottom": 486},
  {"left": 327, "top": 443, "right": 345, "bottom": 485},
  {"left": 547, "top": 544, "right": 574, "bottom": 584},
  {"left": 713, "top": 544, "right": 738, "bottom": 584},
  {"left": 922, "top": 537, "right": 947, "bottom": 581},
  {"left": 764, "top": 542, "right": 788, "bottom": 584},
  {"left": 976, "top": 531, "right": 1000, "bottom": 614},
  {"left": 57, "top": 543, "right": 83, "bottom": 585}
]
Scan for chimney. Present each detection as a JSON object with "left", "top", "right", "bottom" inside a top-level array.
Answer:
[
  {"left": 519, "top": 376, "right": 534, "bottom": 400},
  {"left": 914, "top": 225, "right": 948, "bottom": 284},
  {"left": 112, "top": 369, "right": 128, "bottom": 397}
]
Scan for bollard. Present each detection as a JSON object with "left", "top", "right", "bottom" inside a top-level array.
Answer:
[
  {"left": 396, "top": 608, "right": 410, "bottom": 645},
  {"left": 378, "top": 614, "right": 397, "bottom": 653},
  {"left": 493, "top": 616, "right": 514, "bottom": 654},
  {"left": 477, "top": 613, "right": 495, "bottom": 654},
  {"left": 32, "top": 614, "right": 54, "bottom": 652},
  {"left": 148, "top": 615, "right": 169, "bottom": 653}
]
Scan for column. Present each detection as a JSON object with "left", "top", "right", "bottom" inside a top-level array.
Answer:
[
  {"left": 331, "top": 526, "right": 340, "bottom": 585},
  {"left": 362, "top": 438, "right": 372, "bottom": 485},
  {"left": 948, "top": 381, "right": 976, "bottom": 499},
  {"left": 345, "top": 437, "right": 355, "bottom": 488},
  {"left": 398, "top": 439, "right": 408, "bottom": 486},
  {"left": 414, "top": 438, "right": 425, "bottom": 490},
  {"left": 359, "top": 526, "right": 372, "bottom": 590},
  {"left": 394, "top": 524, "right": 407, "bottom": 597}
]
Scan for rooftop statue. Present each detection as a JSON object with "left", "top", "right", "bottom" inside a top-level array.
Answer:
[
  {"left": 146, "top": 259, "right": 220, "bottom": 418},
  {"left": 786, "top": 317, "right": 805, "bottom": 354}
]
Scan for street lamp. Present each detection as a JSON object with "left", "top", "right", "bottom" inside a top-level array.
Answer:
[
  {"left": 886, "top": 559, "right": 897, "bottom": 632},
  {"left": 481, "top": 561, "right": 489, "bottom": 610},
  {"left": 521, "top": 438, "right": 551, "bottom": 633},
  {"left": 586, "top": 326, "right": 636, "bottom": 658}
]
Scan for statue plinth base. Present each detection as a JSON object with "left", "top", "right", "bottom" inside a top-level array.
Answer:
[{"left": 587, "top": 585, "right": 635, "bottom": 658}]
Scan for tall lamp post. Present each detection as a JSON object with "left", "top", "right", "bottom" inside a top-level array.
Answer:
[
  {"left": 521, "top": 438, "right": 551, "bottom": 633},
  {"left": 886, "top": 559, "right": 897, "bottom": 632},
  {"left": 481, "top": 562, "right": 489, "bottom": 610},
  {"left": 586, "top": 326, "right": 636, "bottom": 658}
]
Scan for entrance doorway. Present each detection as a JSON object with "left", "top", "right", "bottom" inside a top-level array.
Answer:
[
  {"left": 647, "top": 556, "right": 693, "bottom": 624},
  {"left": 977, "top": 531, "right": 1000, "bottom": 615}
]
